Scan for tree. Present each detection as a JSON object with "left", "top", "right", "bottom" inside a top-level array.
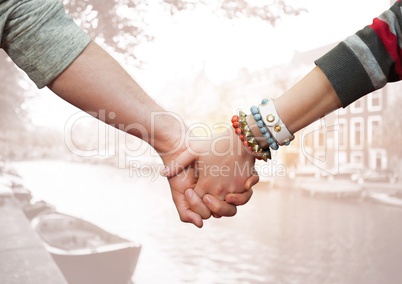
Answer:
[
  {"left": 0, "top": 0, "right": 306, "bottom": 159},
  {"left": 0, "top": 51, "right": 28, "bottom": 131},
  {"left": 3, "top": 0, "right": 304, "bottom": 125},
  {"left": 220, "top": 0, "right": 304, "bottom": 23},
  {"left": 63, "top": 0, "right": 305, "bottom": 66}
]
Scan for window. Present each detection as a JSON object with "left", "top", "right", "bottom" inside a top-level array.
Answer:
[
  {"left": 369, "top": 149, "right": 387, "bottom": 170},
  {"left": 367, "top": 116, "right": 382, "bottom": 146},
  {"left": 350, "top": 98, "right": 364, "bottom": 113},
  {"left": 350, "top": 151, "right": 364, "bottom": 165},
  {"left": 350, "top": 118, "right": 364, "bottom": 149},
  {"left": 318, "top": 132, "right": 325, "bottom": 147},
  {"left": 311, "top": 119, "right": 325, "bottom": 149},
  {"left": 337, "top": 119, "right": 347, "bottom": 149},
  {"left": 368, "top": 90, "right": 382, "bottom": 112}
]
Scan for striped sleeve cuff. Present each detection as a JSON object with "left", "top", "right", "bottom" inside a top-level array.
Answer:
[{"left": 315, "top": 41, "right": 376, "bottom": 107}]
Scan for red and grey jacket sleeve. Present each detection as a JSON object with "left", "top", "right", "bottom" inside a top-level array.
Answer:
[{"left": 315, "top": 0, "right": 402, "bottom": 107}]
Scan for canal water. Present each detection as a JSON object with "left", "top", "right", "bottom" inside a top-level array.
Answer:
[{"left": 15, "top": 160, "right": 402, "bottom": 284}]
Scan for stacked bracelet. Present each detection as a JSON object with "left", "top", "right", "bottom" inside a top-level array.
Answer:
[
  {"left": 230, "top": 98, "right": 293, "bottom": 160},
  {"left": 231, "top": 111, "right": 271, "bottom": 162},
  {"left": 249, "top": 98, "right": 294, "bottom": 150}
]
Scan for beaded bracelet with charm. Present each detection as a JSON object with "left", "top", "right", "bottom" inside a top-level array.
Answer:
[{"left": 231, "top": 111, "right": 271, "bottom": 162}]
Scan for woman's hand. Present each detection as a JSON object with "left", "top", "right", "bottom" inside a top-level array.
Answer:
[{"left": 162, "top": 126, "right": 259, "bottom": 217}]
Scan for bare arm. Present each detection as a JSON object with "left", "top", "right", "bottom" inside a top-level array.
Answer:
[
  {"left": 276, "top": 66, "right": 342, "bottom": 134},
  {"left": 48, "top": 41, "right": 175, "bottom": 154}
]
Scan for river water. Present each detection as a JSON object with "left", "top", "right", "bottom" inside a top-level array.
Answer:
[{"left": 14, "top": 160, "right": 402, "bottom": 284}]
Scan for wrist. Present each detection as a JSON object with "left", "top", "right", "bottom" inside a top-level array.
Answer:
[
  {"left": 151, "top": 112, "right": 188, "bottom": 157},
  {"left": 231, "top": 112, "right": 271, "bottom": 161}
]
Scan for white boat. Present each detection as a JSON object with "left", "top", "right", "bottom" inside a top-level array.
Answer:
[
  {"left": 299, "top": 181, "right": 363, "bottom": 198},
  {"left": 23, "top": 200, "right": 55, "bottom": 220},
  {"left": 31, "top": 212, "right": 141, "bottom": 284},
  {"left": 368, "top": 192, "right": 402, "bottom": 207}
]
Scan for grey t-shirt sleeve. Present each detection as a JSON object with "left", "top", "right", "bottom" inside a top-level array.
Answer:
[{"left": 0, "top": 0, "right": 91, "bottom": 88}]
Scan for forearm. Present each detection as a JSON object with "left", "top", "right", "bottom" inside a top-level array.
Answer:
[
  {"left": 48, "top": 41, "right": 184, "bottom": 154},
  {"left": 275, "top": 66, "right": 342, "bottom": 134},
  {"left": 247, "top": 66, "right": 341, "bottom": 143}
]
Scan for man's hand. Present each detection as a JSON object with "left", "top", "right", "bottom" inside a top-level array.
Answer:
[
  {"left": 161, "top": 143, "right": 256, "bottom": 227},
  {"left": 162, "top": 127, "right": 259, "bottom": 218}
]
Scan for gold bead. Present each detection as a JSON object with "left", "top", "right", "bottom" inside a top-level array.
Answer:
[
  {"left": 239, "top": 111, "right": 246, "bottom": 118},
  {"left": 274, "top": 125, "right": 282, "bottom": 132},
  {"left": 244, "top": 131, "right": 253, "bottom": 138},
  {"left": 266, "top": 114, "right": 275, "bottom": 123}
]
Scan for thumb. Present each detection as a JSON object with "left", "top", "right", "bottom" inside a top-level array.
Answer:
[
  {"left": 160, "top": 149, "right": 197, "bottom": 177},
  {"left": 245, "top": 168, "right": 259, "bottom": 190}
]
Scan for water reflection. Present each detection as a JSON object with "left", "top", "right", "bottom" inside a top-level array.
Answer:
[{"left": 15, "top": 160, "right": 402, "bottom": 284}]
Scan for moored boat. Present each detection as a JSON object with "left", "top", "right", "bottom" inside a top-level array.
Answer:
[
  {"left": 299, "top": 181, "right": 363, "bottom": 198},
  {"left": 31, "top": 212, "right": 141, "bottom": 284},
  {"left": 23, "top": 200, "right": 56, "bottom": 220},
  {"left": 368, "top": 192, "right": 402, "bottom": 207}
]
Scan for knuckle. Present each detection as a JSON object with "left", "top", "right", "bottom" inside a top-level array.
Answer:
[
  {"left": 214, "top": 186, "right": 225, "bottom": 200},
  {"left": 179, "top": 214, "right": 191, "bottom": 223},
  {"left": 215, "top": 203, "right": 236, "bottom": 217},
  {"left": 227, "top": 207, "right": 237, "bottom": 217},
  {"left": 201, "top": 212, "right": 212, "bottom": 220}
]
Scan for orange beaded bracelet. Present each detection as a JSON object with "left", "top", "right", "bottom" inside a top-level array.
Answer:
[{"left": 231, "top": 111, "right": 271, "bottom": 162}]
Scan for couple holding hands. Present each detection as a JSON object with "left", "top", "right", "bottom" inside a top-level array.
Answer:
[{"left": 2, "top": 0, "right": 401, "bottom": 227}]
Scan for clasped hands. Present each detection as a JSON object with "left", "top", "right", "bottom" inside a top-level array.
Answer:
[{"left": 160, "top": 127, "right": 259, "bottom": 228}]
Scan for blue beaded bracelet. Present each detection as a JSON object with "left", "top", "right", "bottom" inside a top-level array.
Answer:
[
  {"left": 250, "top": 103, "right": 279, "bottom": 150},
  {"left": 251, "top": 99, "right": 292, "bottom": 149}
]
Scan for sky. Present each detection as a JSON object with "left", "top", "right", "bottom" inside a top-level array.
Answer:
[
  {"left": 28, "top": 0, "right": 390, "bottom": 128},
  {"left": 131, "top": 0, "right": 388, "bottom": 86}
]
